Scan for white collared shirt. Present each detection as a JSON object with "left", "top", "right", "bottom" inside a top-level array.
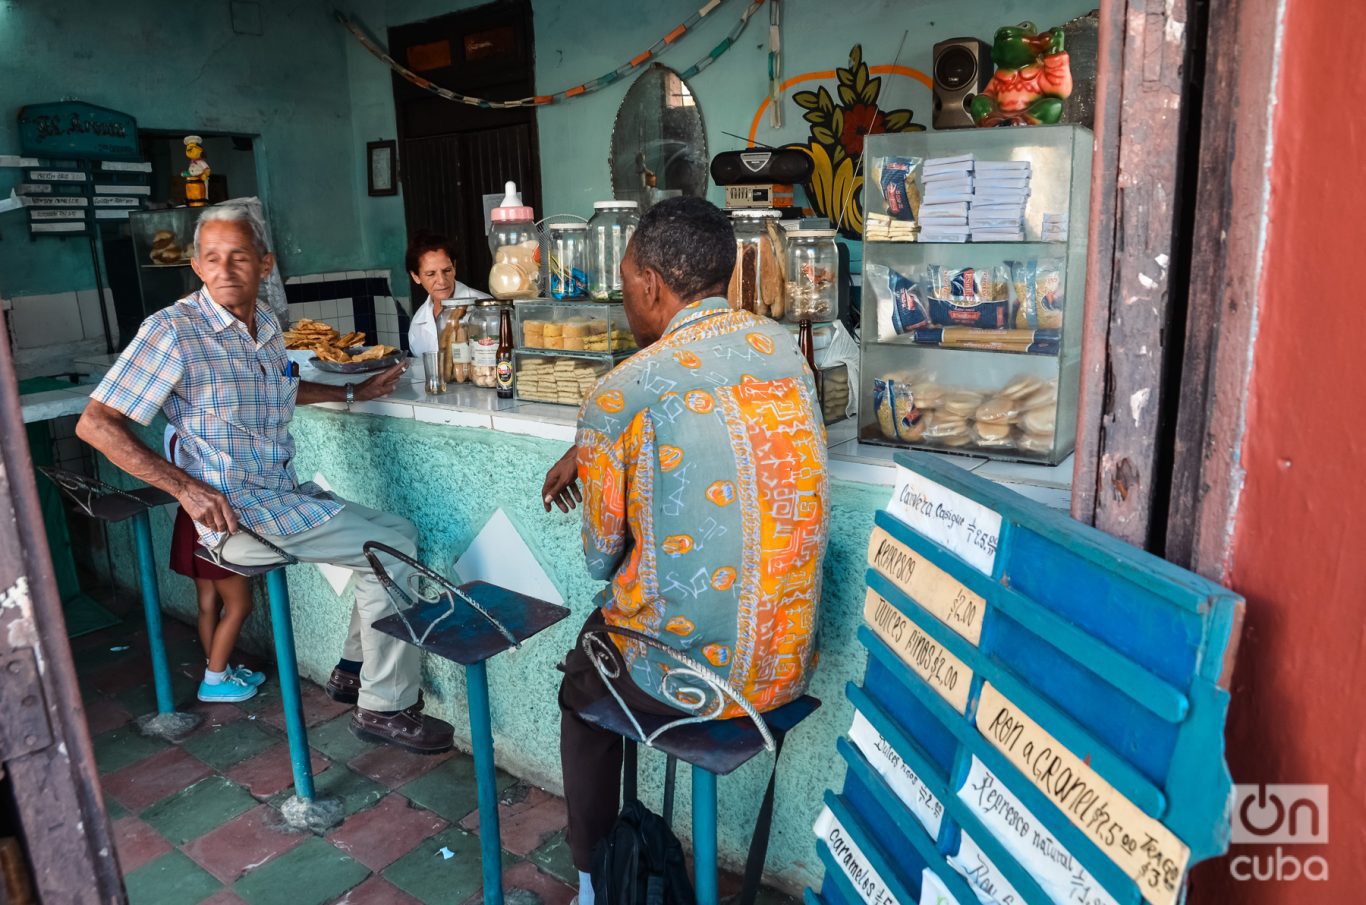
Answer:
[{"left": 408, "top": 283, "right": 492, "bottom": 356}]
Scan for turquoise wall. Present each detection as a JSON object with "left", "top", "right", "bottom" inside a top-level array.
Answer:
[
  {"left": 101, "top": 409, "right": 888, "bottom": 891},
  {"left": 0, "top": 1, "right": 369, "bottom": 297}
]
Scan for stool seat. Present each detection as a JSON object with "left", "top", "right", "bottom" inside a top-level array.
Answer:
[
  {"left": 371, "top": 580, "right": 569, "bottom": 665},
  {"left": 578, "top": 693, "right": 821, "bottom": 776},
  {"left": 193, "top": 545, "right": 288, "bottom": 577},
  {"left": 86, "top": 485, "right": 176, "bottom": 522}
]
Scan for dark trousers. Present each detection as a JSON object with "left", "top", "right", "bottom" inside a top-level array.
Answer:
[{"left": 559, "top": 610, "right": 685, "bottom": 871}]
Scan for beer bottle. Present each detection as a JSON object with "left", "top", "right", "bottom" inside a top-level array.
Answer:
[
  {"left": 798, "top": 319, "right": 824, "bottom": 411},
  {"left": 495, "top": 306, "right": 515, "bottom": 398}
]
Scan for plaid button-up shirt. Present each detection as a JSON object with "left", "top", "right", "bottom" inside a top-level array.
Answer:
[{"left": 91, "top": 287, "right": 340, "bottom": 547}]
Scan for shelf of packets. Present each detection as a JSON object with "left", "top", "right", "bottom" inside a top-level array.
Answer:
[
  {"left": 858, "top": 126, "right": 1092, "bottom": 466},
  {"left": 512, "top": 350, "right": 632, "bottom": 407},
  {"left": 806, "top": 452, "right": 1241, "bottom": 905}
]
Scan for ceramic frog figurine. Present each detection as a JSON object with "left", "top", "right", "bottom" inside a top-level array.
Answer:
[{"left": 971, "top": 22, "right": 1073, "bottom": 127}]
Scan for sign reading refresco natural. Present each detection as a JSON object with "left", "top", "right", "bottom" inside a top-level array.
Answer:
[{"left": 17, "top": 101, "right": 140, "bottom": 161}]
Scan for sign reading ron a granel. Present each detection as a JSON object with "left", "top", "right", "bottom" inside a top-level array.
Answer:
[{"left": 17, "top": 101, "right": 139, "bottom": 161}]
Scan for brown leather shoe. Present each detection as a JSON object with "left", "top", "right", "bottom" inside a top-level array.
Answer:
[
  {"left": 324, "top": 667, "right": 361, "bottom": 704},
  {"left": 350, "top": 704, "right": 453, "bottom": 754}
]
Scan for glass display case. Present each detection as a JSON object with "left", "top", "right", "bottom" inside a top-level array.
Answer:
[
  {"left": 511, "top": 350, "right": 629, "bottom": 406},
  {"left": 129, "top": 207, "right": 206, "bottom": 319},
  {"left": 513, "top": 300, "right": 638, "bottom": 354},
  {"left": 859, "top": 125, "right": 1092, "bottom": 465}
]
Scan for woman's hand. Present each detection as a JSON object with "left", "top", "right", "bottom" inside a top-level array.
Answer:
[{"left": 542, "top": 445, "right": 582, "bottom": 513}]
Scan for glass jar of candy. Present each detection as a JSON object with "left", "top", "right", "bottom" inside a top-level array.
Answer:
[
  {"left": 728, "top": 209, "right": 785, "bottom": 317},
  {"left": 587, "top": 200, "right": 640, "bottom": 300},
  {"left": 783, "top": 229, "right": 839, "bottom": 322},
  {"left": 488, "top": 181, "right": 539, "bottom": 300},
  {"left": 547, "top": 222, "right": 589, "bottom": 299}
]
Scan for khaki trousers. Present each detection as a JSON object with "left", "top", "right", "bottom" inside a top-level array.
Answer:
[{"left": 221, "top": 495, "right": 421, "bottom": 712}]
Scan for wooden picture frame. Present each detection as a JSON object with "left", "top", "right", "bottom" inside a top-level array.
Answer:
[{"left": 367, "top": 139, "right": 397, "bottom": 196}]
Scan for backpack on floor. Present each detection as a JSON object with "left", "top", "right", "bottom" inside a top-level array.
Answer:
[{"left": 591, "top": 799, "right": 696, "bottom": 905}]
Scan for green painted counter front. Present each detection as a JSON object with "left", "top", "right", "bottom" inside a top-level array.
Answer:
[{"left": 100, "top": 407, "right": 888, "bottom": 892}]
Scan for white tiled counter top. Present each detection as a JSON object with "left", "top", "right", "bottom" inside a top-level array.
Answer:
[{"left": 67, "top": 354, "right": 1074, "bottom": 507}]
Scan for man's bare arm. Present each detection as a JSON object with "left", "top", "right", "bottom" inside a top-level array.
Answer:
[
  {"left": 75, "top": 400, "right": 238, "bottom": 534},
  {"left": 297, "top": 361, "right": 407, "bottom": 406}
]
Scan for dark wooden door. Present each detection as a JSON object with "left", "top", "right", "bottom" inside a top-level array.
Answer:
[{"left": 389, "top": 1, "right": 540, "bottom": 306}]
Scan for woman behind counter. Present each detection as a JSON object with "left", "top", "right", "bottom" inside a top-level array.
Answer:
[{"left": 406, "top": 231, "right": 491, "bottom": 356}]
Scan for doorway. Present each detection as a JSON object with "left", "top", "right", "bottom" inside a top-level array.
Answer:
[{"left": 388, "top": 0, "right": 541, "bottom": 309}]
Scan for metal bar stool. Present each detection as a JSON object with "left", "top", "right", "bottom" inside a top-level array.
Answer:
[
  {"left": 195, "top": 529, "right": 343, "bottom": 831},
  {"left": 576, "top": 625, "right": 821, "bottom": 905},
  {"left": 39, "top": 467, "right": 201, "bottom": 740},
  {"left": 363, "top": 541, "right": 570, "bottom": 905}
]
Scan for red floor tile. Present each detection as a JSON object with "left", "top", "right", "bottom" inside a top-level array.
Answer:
[
  {"left": 198, "top": 892, "right": 250, "bottom": 905},
  {"left": 458, "top": 786, "right": 568, "bottom": 857},
  {"left": 86, "top": 659, "right": 158, "bottom": 695},
  {"left": 103, "top": 746, "right": 214, "bottom": 811},
  {"left": 224, "top": 744, "right": 332, "bottom": 799},
  {"left": 83, "top": 696, "right": 133, "bottom": 736},
  {"left": 326, "top": 792, "right": 448, "bottom": 871},
  {"left": 348, "top": 743, "right": 456, "bottom": 790},
  {"left": 462, "top": 861, "right": 576, "bottom": 905},
  {"left": 111, "top": 816, "right": 173, "bottom": 875},
  {"left": 260, "top": 681, "right": 355, "bottom": 730},
  {"left": 334, "top": 875, "right": 425, "bottom": 905},
  {"left": 182, "top": 804, "right": 309, "bottom": 884},
  {"left": 184, "top": 699, "right": 249, "bottom": 734}
]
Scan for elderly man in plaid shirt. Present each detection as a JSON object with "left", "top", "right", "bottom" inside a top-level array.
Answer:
[{"left": 77, "top": 202, "right": 454, "bottom": 754}]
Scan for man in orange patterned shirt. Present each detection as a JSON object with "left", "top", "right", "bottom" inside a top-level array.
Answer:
[{"left": 543, "top": 197, "right": 830, "bottom": 889}]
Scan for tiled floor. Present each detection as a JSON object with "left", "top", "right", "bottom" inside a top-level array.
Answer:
[{"left": 75, "top": 615, "right": 794, "bottom": 905}]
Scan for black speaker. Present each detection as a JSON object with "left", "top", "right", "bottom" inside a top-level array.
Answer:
[
  {"left": 932, "top": 37, "right": 993, "bottom": 130},
  {"left": 710, "top": 149, "right": 813, "bottom": 186}
]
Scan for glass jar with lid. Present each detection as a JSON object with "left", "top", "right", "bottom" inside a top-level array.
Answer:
[
  {"left": 488, "top": 181, "right": 540, "bottom": 300},
  {"left": 728, "top": 209, "right": 785, "bottom": 317},
  {"left": 467, "top": 302, "right": 509, "bottom": 387},
  {"left": 783, "top": 229, "right": 839, "bottom": 323},
  {"left": 587, "top": 200, "right": 640, "bottom": 300},
  {"left": 547, "top": 222, "right": 589, "bottom": 299}
]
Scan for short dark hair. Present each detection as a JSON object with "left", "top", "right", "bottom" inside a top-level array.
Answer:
[
  {"left": 405, "top": 231, "right": 458, "bottom": 276},
  {"left": 630, "top": 197, "right": 735, "bottom": 301}
]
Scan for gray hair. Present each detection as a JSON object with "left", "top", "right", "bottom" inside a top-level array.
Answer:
[{"left": 193, "top": 202, "right": 270, "bottom": 257}]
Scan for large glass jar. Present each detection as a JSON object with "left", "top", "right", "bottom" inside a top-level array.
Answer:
[
  {"left": 467, "top": 302, "right": 509, "bottom": 388},
  {"left": 728, "top": 209, "right": 785, "bottom": 318},
  {"left": 488, "top": 181, "right": 539, "bottom": 300},
  {"left": 547, "top": 223, "right": 589, "bottom": 299},
  {"left": 783, "top": 229, "right": 839, "bottom": 323},
  {"left": 587, "top": 200, "right": 640, "bottom": 300}
]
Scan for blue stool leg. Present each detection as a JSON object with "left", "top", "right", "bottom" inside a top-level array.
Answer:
[
  {"left": 466, "top": 659, "right": 504, "bottom": 905},
  {"left": 130, "top": 510, "right": 174, "bottom": 715},
  {"left": 693, "top": 766, "right": 718, "bottom": 905},
  {"left": 265, "top": 569, "right": 315, "bottom": 801}
]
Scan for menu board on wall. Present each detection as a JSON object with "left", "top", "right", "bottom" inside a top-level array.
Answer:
[
  {"left": 7, "top": 102, "right": 149, "bottom": 237},
  {"left": 808, "top": 452, "right": 1243, "bottom": 905}
]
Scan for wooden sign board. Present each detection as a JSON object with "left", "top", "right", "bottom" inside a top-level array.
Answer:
[
  {"left": 808, "top": 452, "right": 1242, "bottom": 905},
  {"left": 17, "top": 101, "right": 140, "bottom": 161}
]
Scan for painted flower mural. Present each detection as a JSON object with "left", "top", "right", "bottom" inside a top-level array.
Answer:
[{"left": 788, "top": 45, "right": 924, "bottom": 238}]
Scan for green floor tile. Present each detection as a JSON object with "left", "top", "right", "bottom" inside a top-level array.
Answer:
[
  {"left": 527, "top": 828, "right": 577, "bottom": 885},
  {"left": 142, "top": 777, "right": 256, "bottom": 844},
  {"left": 116, "top": 675, "right": 199, "bottom": 715},
  {"left": 397, "top": 754, "right": 516, "bottom": 824},
  {"left": 124, "top": 850, "right": 223, "bottom": 905},
  {"left": 181, "top": 719, "right": 279, "bottom": 770},
  {"left": 230, "top": 836, "right": 369, "bottom": 905},
  {"left": 306, "top": 713, "right": 376, "bottom": 764},
  {"left": 382, "top": 826, "right": 487, "bottom": 905},
  {"left": 269, "top": 766, "right": 385, "bottom": 818},
  {"left": 92, "top": 725, "right": 168, "bottom": 774},
  {"left": 104, "top": 797, "right": 128, "bottom": 821}
]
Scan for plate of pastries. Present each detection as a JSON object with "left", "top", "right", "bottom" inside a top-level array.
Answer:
[{"left": 284, "top": 319, "right": 403, "bottom": 373}]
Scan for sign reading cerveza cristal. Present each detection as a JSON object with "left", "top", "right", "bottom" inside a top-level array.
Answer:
[{"left": 17, "top": 101, "right": 140, "bottom": 161}]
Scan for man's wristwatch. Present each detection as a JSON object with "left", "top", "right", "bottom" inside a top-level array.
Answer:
[{"left": 345, "top": 382, "right": 356, "bottom": 410}]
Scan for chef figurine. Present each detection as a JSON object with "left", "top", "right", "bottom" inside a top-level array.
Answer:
[{"left": 183, "top": 135, "right": 211, "bottom": 207}]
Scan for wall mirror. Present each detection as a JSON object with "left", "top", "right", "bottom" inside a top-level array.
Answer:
[{"left": 609, "top": 63, "right": 708, "bottom": 209}]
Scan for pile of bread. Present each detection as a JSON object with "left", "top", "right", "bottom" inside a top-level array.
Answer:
[
  {"left": 148, "top": 230, "right": 190, "bottom": 265},
  {"left": 515, "top": 357, "right": 606, "bottom": 405},
  {"left": 876, "top": 372, "right": 1057, "bottom": 454},
  {"left": 522, "top": 317, "right": 635, "bottom": 352},
  {"left": 284, "top": 318, "right": 396, "bottom": 363}
]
